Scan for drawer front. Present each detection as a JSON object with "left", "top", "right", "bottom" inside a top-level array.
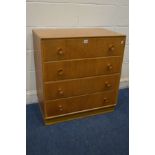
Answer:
[
  {"left": 42, "top": 37, "right": 125, "bottom": 61},
  {"left": 45, "top": 91, "right": 116, "bottom": 117},
  {"left": 43, "top": 57, "right": 122, "bottom": 81},
  {"left": 44, "top": 74, "right": 120, "bottom": 100},
  {"left": 42, "top": 39, "right": 66, "bottom": 61},
  {"left": 96, "top": 37, "right": 125, "bottom": 57}
]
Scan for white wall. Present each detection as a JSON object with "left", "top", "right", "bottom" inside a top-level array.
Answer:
[{"left": 26, "top": 0, "right": 129, "bottom": 104}]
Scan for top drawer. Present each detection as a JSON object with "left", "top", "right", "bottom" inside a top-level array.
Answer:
[{"left": 42, "top": 37, "right": 125, "bottom": 61}]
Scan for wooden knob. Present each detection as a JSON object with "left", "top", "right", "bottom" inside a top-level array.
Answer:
[
  {"left": 107, "top": 64, "right": 113, "bottom": 70},
  {"left": 103, "top": 98, "right": 109, "bottom": 103},
  {"left": 59, "top": 105, "right": 62, "bottom": 108},
  {"left": 121, "top": 40, "right": 124, "bottom": 44},
  {"left": 109, "top": 45, "right": 115, "bottom": 51},
  {"left": 105, "top": 81, "right": 112, "bottom": 88},
  {"left": 57, "top": 69, "right": 64, "bottom": 76},
  {"left": 58, "top": 88, "right": 64, "bottom": 95},
  {"left": 57, "top": 48, "right": 64, "bottom": 55},
  {"left": 58, "top": 105, "right": 63, "bottom": 111}
]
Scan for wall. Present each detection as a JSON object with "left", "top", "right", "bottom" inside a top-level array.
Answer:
[{"left": 26, "top": 0, "right": 129, "bottom": 104}]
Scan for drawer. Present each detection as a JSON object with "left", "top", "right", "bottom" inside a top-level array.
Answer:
[
  {"left": 45, "top": 91, "right": 116, "bottom": 117},
  {"left": 96, "top": 37, "right": 125, "bottom": 57},
  {"left": 42, "top": 39, "right": 66, "bottom": 61},
  {"left": 42, "top": 37, "right": 125, "bottom": 61},
  {"left": 44, "top": 74, "right": 120, "bottom": 100},
  {"left": 43, "top": 57, "right": 122, "bottom": 81}
]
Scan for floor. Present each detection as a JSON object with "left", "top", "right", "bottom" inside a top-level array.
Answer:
[{"left": 26, "top": 88, "right": 129, "bottom": 155}]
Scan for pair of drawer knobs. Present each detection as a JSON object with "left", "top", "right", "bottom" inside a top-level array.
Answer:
[
  {"left": 57, "top": 64, "right": 113, "bottom": 76},
  {"left": 57, "top": 48, "right": 64, "bottom": 55},
  {"left": 57, "top": 45, "right": 115, "bottom": 55},
  {"left": 58, "top": 97, "right": 109, "bottom": 111},
  {"left": 57, "top": 82, "right": 112, "bottom": 96}
]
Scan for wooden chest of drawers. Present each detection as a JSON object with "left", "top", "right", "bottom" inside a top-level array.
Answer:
[{"left": 33, "top": 28, "right": 126, "bottom": 125}]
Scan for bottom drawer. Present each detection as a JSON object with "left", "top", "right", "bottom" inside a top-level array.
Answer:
[{"left": 45, "top": 91, "right": 116, "bottom": 117}]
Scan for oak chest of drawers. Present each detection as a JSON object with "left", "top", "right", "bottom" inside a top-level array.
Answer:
[{"left": 33, "top": 28, "right": 126, "bottom": 125}]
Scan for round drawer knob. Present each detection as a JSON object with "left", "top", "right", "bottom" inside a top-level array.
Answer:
[
  {"left": 103, "top": 98, "right": 109, "bottom": 103},
  {"left": 105, "top": 81, "right": 112, "bottom": 88},
  {"left": 57, "top": 48, "right": 64, "bottom": 55},
  {"left": 58, "top": 105, "right": 63, "bottom": 111},
  {"left": 57, "top": 69, "right": 64, "bottom": 76},
  {"left": 121, "top": 40, "right": 124, "bottom": 44},
  {"left": 59, "top": 105, "right": 62, "bottom": 108},
  {"left": 58, "top": 88, "right": 64, "bottom": 95},
  {"left": 107, "top": 64, "right": 113, "bottom": 70},
  {"left": 109, "top": 45, "right": 115, "bottom": 51}
]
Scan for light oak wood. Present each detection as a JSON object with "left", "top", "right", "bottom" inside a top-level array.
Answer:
[
  {"left": 33, "top": 28, "right": 125, "bottom": 39},
  {"left": 44, "top": 105, "right": 115, "bottom": 125},
  {"left": 44, "top": 74, "right": 120, "bottom": 100},
  {"left": 43, "top": 57, "right": 122, "bottom": 81},
  {"left": 45, "top": 91, "right": 116, "bottom": 117},
  {"left": 42, "top": 37, "right": 125, "bottom": 61},
  {"left": 32, "top": 28, "right": 126, "bottom": 125},
  {"left": 33, "top": 32, "right": 45, "bottom": 116}
]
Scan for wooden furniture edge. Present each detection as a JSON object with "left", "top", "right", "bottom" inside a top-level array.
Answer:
[
  {"left": 44, "top": 105, "right": 115, "bottom": 125},
  {"left": 32, "top": 28, "right": 126, "bottom": 39},
  {"left": 43, "top": 56, "right": 122, "bottom": 64},
  {"left": 39, "top": 36, "right": 126, "bottom": 40}
]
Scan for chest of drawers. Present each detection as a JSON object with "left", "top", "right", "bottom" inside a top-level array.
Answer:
[{"left": 33, "top": 28, "right": 126, "bottom": 125}]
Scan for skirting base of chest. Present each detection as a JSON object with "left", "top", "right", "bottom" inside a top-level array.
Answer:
[{"left": 44, "top": 105, "right": 115, "bottom": 125}]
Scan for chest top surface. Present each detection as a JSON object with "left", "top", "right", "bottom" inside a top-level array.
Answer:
[{"left": 32, "top": 28, "right": 125, "bottom": 39}]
